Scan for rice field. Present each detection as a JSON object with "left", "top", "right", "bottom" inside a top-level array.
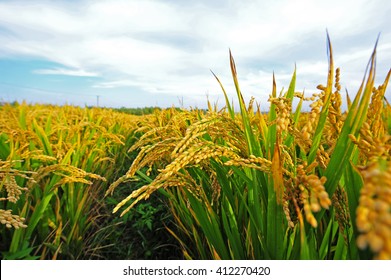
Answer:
[{"left": 1, "top": 38, "right": 390, "bottom": 259}]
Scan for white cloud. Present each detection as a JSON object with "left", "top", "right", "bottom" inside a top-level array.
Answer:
[
  {"left": 0, "top": 0, "right": 390, "bottom": 108},
  {"left": 33, "top": 68, "right": 99, "bottom": 77},
  {"left": 93, "top": 80, "right": 136, "bottom": 89}
]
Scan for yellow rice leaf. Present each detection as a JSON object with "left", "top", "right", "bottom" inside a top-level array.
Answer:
[
  {"left": 271, "top": 137, "right": 284, "bottom": 204},
  {"left": 212, "top": 247, "right": 221, "bottom": 260}
]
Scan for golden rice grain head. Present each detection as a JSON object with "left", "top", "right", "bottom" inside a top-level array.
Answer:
[
  {"left": 356, "top": 161, "right": 391, "bottom": 259},
  {"left": 0, "top": 209, "right": 27, "bottom": 229}
]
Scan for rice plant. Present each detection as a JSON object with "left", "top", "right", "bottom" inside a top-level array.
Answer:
[
  {"left": 1, "top": 35, "right": 389, "bottom": 260},
  {"left": 0, "top": 103, "right": 139, "bottom": 259},
  {"left": 108, "top": 35, "right": 390, "bottom": 260}
]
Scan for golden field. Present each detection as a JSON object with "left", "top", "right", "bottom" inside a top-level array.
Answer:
[{"left": 1, "top": 39, "right": 390, "bottom": 259}]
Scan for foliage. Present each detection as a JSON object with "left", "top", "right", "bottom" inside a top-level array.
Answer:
[
  {"left": 0, "top": 104, "right": 138, "bottom": 259},
  {"left": 109, "top": 36, "right": 391, "bottom": 260},
  {"left": 1, "top": 34, "right": 390, "bottom": 260}
]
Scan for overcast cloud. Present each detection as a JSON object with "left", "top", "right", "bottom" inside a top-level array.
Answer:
[{"left": 0, "top": 0, "right": 390, "bottom": 109}]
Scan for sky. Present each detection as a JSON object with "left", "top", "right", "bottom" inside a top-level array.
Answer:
[{"left": 0, "top": 0, "right": 390, "bottom": 110}]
